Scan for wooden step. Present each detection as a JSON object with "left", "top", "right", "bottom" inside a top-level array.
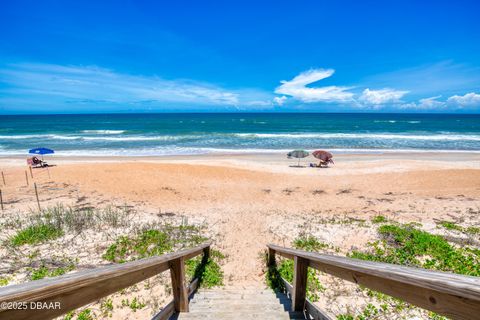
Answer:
[
  {"left": 170, "top": 287, "right": 306, "bottom": 320},
  {"left": 174, "top": 311, "right": 306, "bottom": 319},
  {"left": 192, "top": 292, "right": 284, "bottom": 299},
  {"left": 190, "top": 303, "right": 292, "bottom": 312}
]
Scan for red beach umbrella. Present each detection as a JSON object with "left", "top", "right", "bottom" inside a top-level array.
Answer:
[{"left": 312, "top": 150, "right": 334, "bottom": 165}]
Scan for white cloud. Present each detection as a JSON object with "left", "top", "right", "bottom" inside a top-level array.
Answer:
[
  {"left": 361, "top": 61, "right": 480, "bottom": 96},
  {"left": 274, "top": 69, "right": 354, "bottom": 103},
  {"left": 447, "top": 92, "right": 480, "bottom": 108},
  {"left": 273, "top": 96, "right": 288, "bottom": 106},
  {"left": 417, "top": 96, "right": 445, "bottom": 109},
  {"left": 399, "top": 96, "right": 446, "bottom": 110},
  {"left": 359, "top": 88, "right": 408, "bottom": 105},
  {"left": 0, "top": 63, "right": 274, "bottom": 110}
]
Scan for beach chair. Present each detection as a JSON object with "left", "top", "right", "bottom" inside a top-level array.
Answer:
[{"left": 27, "top": 156, "right": 48, "bottom": 168}]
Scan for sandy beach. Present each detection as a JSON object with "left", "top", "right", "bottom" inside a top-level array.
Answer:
[
  {"left": 1, "top": 152, "right": 479, "bottom": 318},
  {"left": 1, "top": 152, "right": 479, "bottom": 278}
]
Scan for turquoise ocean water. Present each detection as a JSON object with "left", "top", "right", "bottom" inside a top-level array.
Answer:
[{"left": 0, "top": 113, "right": 479, "bottom": 156}]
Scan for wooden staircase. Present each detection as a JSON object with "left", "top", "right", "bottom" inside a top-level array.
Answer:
[
  {"left": 172, "top": 287, "right": 306, "bottom": 319},
  {"left": 1, "top": 242, "right": 480, "bottom": 320}
]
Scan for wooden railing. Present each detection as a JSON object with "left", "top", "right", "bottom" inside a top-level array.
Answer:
[
  {"left": 267, "top": 244, "right": 480, "bottom": 320},
  {"left": 0, "top": 241, "right": 211, "bottom": 320}
]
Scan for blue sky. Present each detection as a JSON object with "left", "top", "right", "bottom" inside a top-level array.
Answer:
[{"left": 1, "top": 1, "right": 479, "bottom": 114}]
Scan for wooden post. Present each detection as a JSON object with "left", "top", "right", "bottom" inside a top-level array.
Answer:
[
  {"left": 29, "top": 166, "right": 33, "bottom": 178},
  {"left": 25, "top": 170, "right": 29, "bottom": 186},
  {"left": 268, "top": 248, "right": 276, "bottom": 267},
  {"left": 292, "top": 256, "right": 308, "bottom": 312},
  {"left": 0, "top": 189, "right": 3, "bottom": 210},
  {"left": 203, "top": 246, "right": 210, "bottom": 263},
  {"left": 34, "top": 183, "right": 41, "bottom": 211},
  {"left": 169, "top": 257, "right": 189, "bottom": 312},
  {"left": 1, "top": 171, "right": 5, "bottom": 185}
]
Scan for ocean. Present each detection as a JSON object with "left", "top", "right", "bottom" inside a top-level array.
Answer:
[{"left": 0, "top": 113, "right": 479, "bottom": 156}]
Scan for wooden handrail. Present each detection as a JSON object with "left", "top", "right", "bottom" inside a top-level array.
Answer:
[
  {"left": 267, "top": 244, "right": 480, "bottom": 320},
  {"left": 0, "top": 241, "right": 212, "bottom": 320}
]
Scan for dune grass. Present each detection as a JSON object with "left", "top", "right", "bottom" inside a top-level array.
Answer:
[
  {"left": 103, "top": 224, "right": 209, "bottom": 263},
  {"left": 437, "top": 220, "right": 480, "bottom": 235},
  {"left": 350, "top": 223, "right": 480, "bottom": 276},
  {"left": 10, "top": 223, "right": 63, "bottom": 246},
  {"left": 30, "top": 260, "right": 76, "bottom": 280}
]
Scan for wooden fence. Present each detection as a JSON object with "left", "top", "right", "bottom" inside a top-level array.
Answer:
[
  {"left": 267, "top": 244, "right": 480, "bottom": 320},
  {"left": 0, "top": 242, "right": 211, "bottom": 320}
]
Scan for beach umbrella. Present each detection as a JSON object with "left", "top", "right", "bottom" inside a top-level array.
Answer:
[
  {"left": 287, "top": 149, "right": 309, "bottom": 166},
  {"left": 312, "top": 150, "right": 334, "bottom": 165},
  {"left": 29, "top": 147, "right": 54, "bottom": 161}
]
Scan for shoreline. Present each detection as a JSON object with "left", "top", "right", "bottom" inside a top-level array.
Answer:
[
  {"left": 1, "top": 150, "right": 480, "bottom": 167},
  {"left": 1, "top": 148, "right": 480, "bottom": 158}
]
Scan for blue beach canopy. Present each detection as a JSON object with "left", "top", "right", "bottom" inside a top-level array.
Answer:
[{"left": 29, "top": 147, "right": 55, "bottom": 155}]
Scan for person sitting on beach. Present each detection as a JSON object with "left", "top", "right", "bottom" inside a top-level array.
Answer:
[{"left": 27, "top": 156, "right": 48, "bottom": 168}]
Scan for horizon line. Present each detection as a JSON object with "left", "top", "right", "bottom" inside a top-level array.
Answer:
[{"left": 1, "top": 111, "right": 480, "bottom": 116}]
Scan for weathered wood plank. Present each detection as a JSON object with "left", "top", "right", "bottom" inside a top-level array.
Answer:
[
  {"left": 292, "top": 256, "right": 308, "bottom": 312},
  {"left": 281, "top": 277, "right": 334, "bottom": 320},
  {"left": 0, "top": 242, "right": 211, "bottom": 320},
  {"left": 268, "top": 247, "right": 276, "bottom": 267},
  {"left": 170, "top": 257, "right": 189, "bottom": 312},
  {"left": 152, "top": 277, "right": 200, "bottom": 320},
  {"left": 268, "top": 244, "right": 480, "bottom": 320}
]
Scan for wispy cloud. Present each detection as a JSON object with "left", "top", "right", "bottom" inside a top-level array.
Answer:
[
  {"left": 399, "top": 96, "right": 446, "bottom": 110},
  {"left": 417, "top": 96, "right": 446, "bottom": 110},
  {"left": 359, "top": 88, "right": 408, "bottom": 105},
  {"left": 399, "top": 93, "right": 480, "bottom": 111},
  {"left": 360, "top": 61, "right": 480, "bottom": 97},
  {"left": 274, "top": 69, "right": 354, "bottom": 103},
  {"left": 0, "top": 63, "right": 273, "bottom": 112}
]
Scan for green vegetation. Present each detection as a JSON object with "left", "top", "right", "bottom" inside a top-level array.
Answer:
[
  {"left": 186, "top": 249, "right": 225, "bottom": 288},
  {"left": 293, "top": 234, "right": 330, "bottom": 251},
  {"left": 103, "top": 224, "right": 208, "bottom": 263},
  {"left": 267, "top": 233, "right": 326, "bottom": 302},
  {"left": 76, "top": 309, "right": 94, "bottom": 320},
  {"left": 63, "top": 311, "right": 74, "bottom": 320},
  {"left": 121, "top": 297, "right": 146, "bottom": 312},
  {"left": 103, "top": 230, "right": 172, "bottom": 263},
  {"left": 350, "top": 224, "right": 480, "bottom": 276},
  {"left": 438, "top": 220, "right": 462, "bottom": 231},
  {"left": 317, "top": 216, "right": 368, "bottom": 226},
  {"left": 39, "top": 205, "right": 131, "bottom": 233},
  {"left": 371, "top": 215, "right": 387, "bottom": 224},
  {"left": 30, "top": 261, "right": 75, "bottom": 280},
  {"left": 0, "top": 276, "right": 9, "bottom": 286},
  {"left": 7, "top": 205, "right": 135, "bottom": 248},
  {"left": 337, "top": 303, "right": 380, "bottom": 320},
  {"left": 437, "top": 220, "right": 480, "bottom": 236},
  {"left": 343, "top": 223, "right": 478, "bottom": 318},
  {"left": 10, "top": 223, "right": 63, "bottom": 246},
  {"left": 466, "top": 226, "right": 480, "bottom": 235},
  {"left": 277, "top": 259, "right": 325, "bottom": 301},
  {"left": 63, "top": 309, "right": 95, "bottom": 320},
  {"left": 428, "top": 312, "right": 448, "bottom": 320},
  {"left": 100, "top": 298, "right": 114, "bottom": 317}
]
